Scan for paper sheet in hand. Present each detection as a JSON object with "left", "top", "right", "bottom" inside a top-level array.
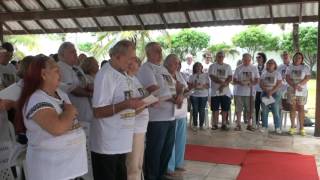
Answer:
[
  {"left": 0, "top": 83, "right": 21, "bottom": 101},
  {"left": 262, "top": 96, "right": 275, "bottom": 106},
  {"left": 295, "top": 88, "right": 307, "bottom": 97},
  {"left": 142, "top": 94, "right": 159, "bottom": 106}
]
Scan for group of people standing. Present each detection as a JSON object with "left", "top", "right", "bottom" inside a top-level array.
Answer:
[
  {"left": 0, "top": 39, "right": 310, "bottom": 180},
  {"left": 182, "top": 51, "right": 310, "bottom": 136}
]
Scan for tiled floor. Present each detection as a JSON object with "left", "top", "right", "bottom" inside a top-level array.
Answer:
[{"left": 177, "top": 125, "right": 320, "bottom": 180}]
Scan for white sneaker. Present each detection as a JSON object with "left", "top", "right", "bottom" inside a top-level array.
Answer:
[{"left": 275, "top": 128, "right": 282, "bottom": 134}]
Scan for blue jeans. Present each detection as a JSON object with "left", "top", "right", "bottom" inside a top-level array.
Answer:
[
  {"left": 190, "top": 96, "right": 208, "bottom": 127},
  {"left": 144, "top": 121, "right": 176, "bottom": 180},
  {"left": 261, "top": 92, "right": 281, "bottom": 129},
  {"left": 167, "top": 117, "right": 187, "bottom": 172}
]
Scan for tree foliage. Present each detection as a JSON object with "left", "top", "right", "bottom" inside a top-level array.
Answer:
[
  {"left": 280, "top": 26, "right": 317, "bottom": 71},
  {"left": 207, "top": 43, "right": 239, "bottom": 59},
  {"left": 232, "top": 26, "right": 279, "bottom": 61},
  {"left": 158, "top": 29, "right": 210, "bottom": 59}
]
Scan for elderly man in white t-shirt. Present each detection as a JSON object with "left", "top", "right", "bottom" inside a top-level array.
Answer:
[
  {"left": 57, "top": 42, "right": 93, "bottom": 123},
  {"left": 91, "top": 40, "right": 145, "bottom": 180},
  {"left": 181, "top": 53, "right": 194, "bottom": 81},
  {"left": 233, "top": 53, "right": 260, "bottom": 131},
  {"left": 208, "top": 51, "right": 232, "bottom": 130},
  {"left": 137, "top": 42, "right": 178, "bottom": 180}
]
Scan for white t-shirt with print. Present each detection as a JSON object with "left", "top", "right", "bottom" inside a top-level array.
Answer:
[
  {"left": 181, "top": 61, "right": 193, "bottom": 81},
  {"left": 58, "top": 61, "right": 93, "bottom": 123},
  {"left": 23, "top": 89, "right": 87, "bottom": 180},
  {"left": 202, "top": 62, "right": 212, "bottom": 73},
  {"left": 260, "top": 71, "right": 282, "bottom": 91},
  {"left": 129, "top": 75, "right": 149, "bottom": 133},
  {"left": 208, "top": 62, "right": 232, "bottom": 97},
  {"left": 285, "top": 64, "right": 310, "bottom": 97},
  {"left": 277, "top": 63, "right": 290, "bottom": 92},
  {"left": 233, "top": 64, "right": 260, "bottom": 96},
  {"left": 0, "top": 64, "right": 18, "bottom": 90},
  {"left": 91, "top": 63, "right": 135, "bottom": 154},
  {"left": 189, "top": 73, "right": 209, "bottom": 97},
  {"left": 137, "top": 61, "right": 175, "bottom": 122},
  {"left": 174, "top": 72, "right": 188, "bottom": 119}
]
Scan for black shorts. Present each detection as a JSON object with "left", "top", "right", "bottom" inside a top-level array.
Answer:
[{"left": 211, "top": 96, "right": 231, "bottom": 112}]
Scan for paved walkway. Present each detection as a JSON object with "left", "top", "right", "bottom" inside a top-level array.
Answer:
[{"left": 179, "top": 125, "right": 320, "bottom": 180}]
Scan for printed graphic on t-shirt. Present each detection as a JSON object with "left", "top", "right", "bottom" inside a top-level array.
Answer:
[
  {"left": 138, "top": 88, "right": 146, "bottom": 96},
  {"left": 2, "top": 73, "right": 15, "bottom": 88},
  {"left": 162, "top": 74, "right": 173, "bottom": 85},
  {"left": 217, "top": 69, "right": 226, "bottom": 78},
  {"left": 241, "top": 72, "right": 252, "bottom": 83},
  {"left": 281, "top": 69, "right": 286, "bottom": 76},
  {"left": 124, "top": 90, "right": 133, "bottom": 100},
  {"left": 292, "top": 70, "right": 302, "bottom": 79},
  {"left": 264, "top": 76, "right": 275, "bottom": 86}
]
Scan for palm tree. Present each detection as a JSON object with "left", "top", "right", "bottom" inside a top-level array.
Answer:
[
  {"left": 207, "top": 43, "right": 239, "bottom": 59},
  {"left": 88, "top": 30, "right": 156, "bottom": 61},
  {"left": 4, "top": 35, "right": 41, "bottom": 60}
]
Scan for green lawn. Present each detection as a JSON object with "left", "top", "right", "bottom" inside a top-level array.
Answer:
[{"left": 306, "top": 79, "right": 316, "bottom": 119}]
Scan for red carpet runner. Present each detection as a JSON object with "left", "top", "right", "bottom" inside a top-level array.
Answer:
[
  {"left": 185, "top": 144, "right": 319, "bottom": 180},
  {"left": 185, "top": 144, "right": 248, "bottom": 165}
]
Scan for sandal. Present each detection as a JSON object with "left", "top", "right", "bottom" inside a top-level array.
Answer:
[
  {"left": 246, "top": 125, "right": 255, "bottom": 131},
  {"left": 234, "top": 125, "right": 242, "bottom": 131}
]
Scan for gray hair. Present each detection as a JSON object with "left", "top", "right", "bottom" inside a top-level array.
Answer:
[
  {"left": 109, "top": 40, "right": 135, "bottom": 58},
  {"left": 145, "top": 42, "right": 160, "bottom": 55},
  {"left": 58, "top": 42, "right": 75, "bottom": 61},
  {"left": 163, "top": 54, "right": 179, "bottom": 69}
]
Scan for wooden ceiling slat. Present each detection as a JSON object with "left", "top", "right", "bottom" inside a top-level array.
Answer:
[
  {"left": 14, "top": 0, "right": 47, "bottom": 33},
  {"left": 55, "top": 0, "right": 84, "bottom": 32},
  {"left": 3, "top": 23, "right": 13, "bottom": 34},
  {"left": 0, "top": 0, "right": 316, "bottom": 21},
  {"left": 3, "top": 15, "right": 317, "bottom": 35},
  {"left": 34, "top": 0, "right": 65, "bottom": 33}
]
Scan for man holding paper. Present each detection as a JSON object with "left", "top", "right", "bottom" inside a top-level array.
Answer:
[
  {"left": 91, "top": 40, "right": 145, "bottom": 180},
  {"left": 208, "top": 51, "right": 232, "bottom": 130},
  {"left": 233, "top": 53, "right": 259, "bottom": 131},
  {"left": 137, "top": 42, "right": 177, "bottom": 180}
]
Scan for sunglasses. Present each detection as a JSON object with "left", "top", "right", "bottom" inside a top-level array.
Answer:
[{"left": 256, "top": 56, "right": 261, "bottom": 59}]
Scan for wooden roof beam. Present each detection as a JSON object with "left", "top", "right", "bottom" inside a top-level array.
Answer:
[
  {"left": 0, "top": 1, "right": 29, "bottom": 34},
  {"left": 239, "top": 8, "right": 244, "bottom": 24},
  {"left": 269, "top": 4, "right": 274, "bottom": 23},
  {"left": 101, "top": 0, "right": 123, "bottom": 31},
  {"left": 55, "top": 0, "right": 84, "bottom": 32},
  {"left": 0, "top": 0, "right": 315, "bottom": 21},
  {"left": 79, "top": 0, "right": 103, "bottom": 31},
  {"left": 153, "top": 0, "right": 168, "bottom": 29},
  {"left": 34, "top": 0, "right": 65, "bottom": 33},
  {"left": 127, "top": 0, "right": 145, "bottom": 30},
  {"left": 3, "top": 15, "right": 317, "bottom": 35},
  {"left": 14, "top": 0, "right": 47, "bottom": 33},
  {"left": 3, "top": 23, "right": 13, "bottom": 34}
]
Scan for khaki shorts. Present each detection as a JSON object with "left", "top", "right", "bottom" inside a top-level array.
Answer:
[
  {"left": 287, "top": 87, "right": 307, "bottom": 106},
  {"left": 235, "top": 96, "right": 255, "bottom": 114}
]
